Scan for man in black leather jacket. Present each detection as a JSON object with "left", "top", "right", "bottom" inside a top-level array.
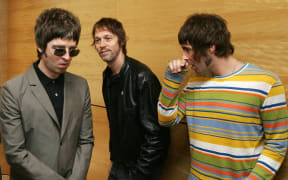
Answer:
[{"left": 92, "top": 18, "right": 170, "bottom": 180}]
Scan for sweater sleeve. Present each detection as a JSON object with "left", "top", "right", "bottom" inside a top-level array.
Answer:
[
  {"left": 158, "top": 69, "right": 187, "bottom": 127},
  {"left": 247, "top": 79, "right": 288, "bottom": 180}
]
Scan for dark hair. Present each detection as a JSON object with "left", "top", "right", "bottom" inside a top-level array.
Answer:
[
  {"left": 178, "top": 13, "right": 234, "bottom": 61},
  {"left": 34, "top": 8, "right": 81, "bottom": 58},
  {"left": 92, "top": 17, "right": 127, "bottom": 55}
]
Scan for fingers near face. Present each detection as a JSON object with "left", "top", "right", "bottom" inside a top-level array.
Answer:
[{"left": 168, "top": 59, "right": 187, "bottom": 73}]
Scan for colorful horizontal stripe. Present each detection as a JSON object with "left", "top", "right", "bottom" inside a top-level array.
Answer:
[{"left": 158, "top": 63, "right": 288, "bottom": 179}]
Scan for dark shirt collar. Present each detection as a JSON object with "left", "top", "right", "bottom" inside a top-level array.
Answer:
[
  {"left": 104, "top": 56, "right": 128, "bottom": 80},
  {"left": 33, "top": 60, "right": 64, "bottom": 85}
]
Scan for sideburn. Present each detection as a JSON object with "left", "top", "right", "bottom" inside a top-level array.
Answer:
[{"left": 205, "top": 56, "right": 212, "bottom": 66}]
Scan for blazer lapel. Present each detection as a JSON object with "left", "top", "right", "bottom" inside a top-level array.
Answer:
[
  {"left": 26, "top": 65, "right": 60, "bottom": 129},
  {"left": 61, "top": 73, "right": 72, "bottom": 138}
]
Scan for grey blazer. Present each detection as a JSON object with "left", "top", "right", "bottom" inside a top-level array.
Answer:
[{"left": 0, "top": 65, "right": 94, "bottom": 180}]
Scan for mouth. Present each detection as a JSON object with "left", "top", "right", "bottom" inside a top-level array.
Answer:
[
  {"left": 58, "top": 63, "right": 69, "bottom": 69},
  {"left": 99, "top": 49, "right": 110, "bottom": 56}
]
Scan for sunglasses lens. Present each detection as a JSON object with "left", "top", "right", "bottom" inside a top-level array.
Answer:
[
  {"left": 54, "top": 48, "right": 66, "bottom": 57},
  {"left": 53, "top": 47, "right": 80, "bottom": 57},
  {"left": 70, "top": 49, "right": 80, "bottom": 57}
]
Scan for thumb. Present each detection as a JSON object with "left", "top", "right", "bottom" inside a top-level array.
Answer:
[{"left": 180, "top": 59, "right": 189, "bottom": 71}]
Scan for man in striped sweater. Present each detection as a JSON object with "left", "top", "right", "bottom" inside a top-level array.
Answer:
[{"left": 158, "top": 13, "right": 288, "bottom": 180}]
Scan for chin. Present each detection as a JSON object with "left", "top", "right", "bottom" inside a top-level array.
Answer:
[
  {"left": 57, "top": 68, "right": 67, "bottom": 74},
  {"left": 103, "top": 58, "right": 115, "bottom": 63}
]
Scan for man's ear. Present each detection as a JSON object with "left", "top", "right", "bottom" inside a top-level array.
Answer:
[
  {"left": 208, "top": 45, "right": 216, "bottom": 55},
  {"left": 37, "top": 47, "right": 43, "bottom": 53},
  {"left": 120, "top": 41, "right": 125, "bottom": 48},
  {"left": 37, "top": 47, "right": 43, "bottom": 58}
]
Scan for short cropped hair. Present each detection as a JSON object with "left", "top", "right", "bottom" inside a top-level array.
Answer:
[
  {"left": 178, "top": 13, "right": 234, "bottom": 61},
  {"left": 92, "top": 17, "right": 127, "bottom": 55},
  {"left": 34, "top": 8, "right": 81, "bottom": 58}
]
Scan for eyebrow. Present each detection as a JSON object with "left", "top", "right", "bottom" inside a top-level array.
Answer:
[
  {"left": 52, "top": 45, "right": 77, "bottom": 48},
  {"left": 182, "top": 46, "right": 192, "bottom": 51},
  {"left": 95, "top": 34, "right": 113, "bottom": 38}
]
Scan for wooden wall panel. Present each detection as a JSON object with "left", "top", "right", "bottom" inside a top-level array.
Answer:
[
  {"left": 6, "top": 0, "right": 288, "bottom": 105},
  {"left": 0, "top": 0, "right": 8, "bottom": 177},
  {"left": 1, "top": 0, "right": 288, "bottom": 179},
  {"left": 87, "top": 106, "right": 110, "bottom": 180},
  {"left": 0, "top": 142, "right": 10, "bottom": 176},
  {"left": 0, "top": 0, "right": 7, "bottom": 85}
]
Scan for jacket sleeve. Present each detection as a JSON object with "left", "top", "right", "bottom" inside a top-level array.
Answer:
[
  {"left": 0, "top": 84, "right": 65, "bottom": 180},
  {"left": 247, "top": 79, "right": 288, "bottom": 180},
  {"left": 133, "top": 71, "right": 170, "bottom": 178},
  {"left": 67, "top": 80, "right": 94, "bottom": 180}
]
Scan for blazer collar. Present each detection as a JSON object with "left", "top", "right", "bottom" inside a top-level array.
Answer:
[
  {"left": 25, "top": 64, "right": 76, "bottom": 138},
  {"left": 25, "top": 65, "right": 61, "bottom": 130}
]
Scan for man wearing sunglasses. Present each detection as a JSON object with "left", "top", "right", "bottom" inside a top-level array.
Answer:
[{"left": 0, "top": 8, "right": 94, "bottom": 180}]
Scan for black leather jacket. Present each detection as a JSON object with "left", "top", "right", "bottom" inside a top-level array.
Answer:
[{"left": 103, "top": 56, "right": 170, "bottom": 178}]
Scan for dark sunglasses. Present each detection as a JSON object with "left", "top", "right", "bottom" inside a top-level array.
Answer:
[{"left": 53, "top": 47, "right": 80, "bottom": 57}]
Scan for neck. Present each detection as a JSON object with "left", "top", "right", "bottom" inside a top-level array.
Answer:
[
  {"left": 108, "top": 52, "right": 125, "bottom": 75},
  {"left": 38, "top": 60, "right": 60, "bottom": 79},
  {"left": 210, "top": 56, "right": 243, "bottom": 76}
]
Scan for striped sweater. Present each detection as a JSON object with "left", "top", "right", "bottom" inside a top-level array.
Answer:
[{"left": 158, "top": 62, "right": 288, "bottom": 180}]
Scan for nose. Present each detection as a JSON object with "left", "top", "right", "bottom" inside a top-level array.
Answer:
[
  {"left": 182, "top": 52, "right": 189, "bottom": 61},
  {"left": 99, "top": 39, "right": 106, "bottom": 48},
  {"left": 62, "top": 49, "right": 71, "bottom": 60},
  {"left": 182, "top": 52, "right": 193, "bottom": 65},
  {"left": 95, "top": 40, "right": 106, "bottom": 51}
]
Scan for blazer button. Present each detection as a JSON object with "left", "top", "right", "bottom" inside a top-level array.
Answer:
[{"left": 60, "top": 141, "right": 63, "bottom": 146}]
